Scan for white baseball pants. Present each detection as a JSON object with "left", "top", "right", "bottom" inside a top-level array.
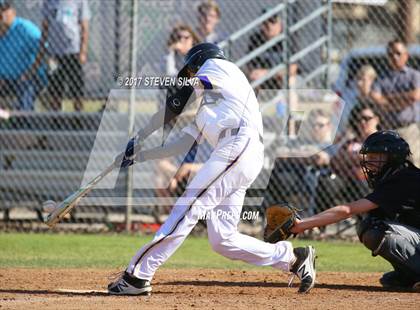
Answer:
[{"left": 127, "top": 129, "right": 295, "bottom": 280}]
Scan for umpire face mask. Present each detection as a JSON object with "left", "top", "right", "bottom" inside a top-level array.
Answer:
[{"left": 360, "top": 152, "right": 391, "bottom": 188}]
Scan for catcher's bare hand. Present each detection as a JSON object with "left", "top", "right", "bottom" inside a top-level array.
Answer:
[{"left": 290, "top": 218, "right": 303, "bottom": 234}]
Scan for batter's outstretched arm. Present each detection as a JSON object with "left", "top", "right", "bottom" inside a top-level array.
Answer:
[
  {"left": 137, "top": 133, "right": 196, "bottom": 161},
  {"left": 117, "top": 83, "right": 200, "bottom": 168},
  {"left": 115, "top": 133, "right": 196, "bottom": 167}
]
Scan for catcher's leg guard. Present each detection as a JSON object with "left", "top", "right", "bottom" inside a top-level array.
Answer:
[
  {"left": 374, "top": 233, "right": 420, "bottom": 282},
  {"left": 357, "top": 226, "right": 386, "bottom": 255},
  {"left": 356, "top": 216, "right": 387, "bottom": 254},
  {"left": 357, "top": 217, "right": 420, "bottom": 284}
]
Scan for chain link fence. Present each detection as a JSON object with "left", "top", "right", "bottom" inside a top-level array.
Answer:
[{"left": 0, "top": 0, "right": 419, "bottom": 237}]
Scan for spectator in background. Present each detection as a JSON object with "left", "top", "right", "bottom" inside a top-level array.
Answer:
[
  {"left": 247, "top": 10, "right": 297, "bottom": 90},
  {"left": 339, "top": 65, "right": 377, "bottom": 132},
  {"left": 196, "top": 0, "right": 222, "bottom": 44},
  {"left": 295, "top": 109, "right": 336, "bottom": 168},
  {"left": 0, "top": 0, "right": 46, "bottom": 110},
  {"left": 295, "top": 109, "right": 346, "bottom": 224},
  {"left": 301, "top": 110, "right": 338, "bottom": 215},
  {"left": 265, "top": 109, "right": 337, "bottom": 217},
  {"left": 332, "top": 101, "right": 381, "bottom": 201},
  {"left": 29, "top": 0, "right": 91, "bottom": 111},
  {"left": 370, "top": 39, "right": 420, "bottom": 166},
  {"left": 302, "top": 110, "right": 334, "bottom": 152},
  {"left": 247, "top": 12, "right": 283, "bottom": 89},
  {"left": 164, "top": 24, "right": 200, "bottom": 77},
  {"left": 357, "top": 66, "right": 377, "bottom": 102}
]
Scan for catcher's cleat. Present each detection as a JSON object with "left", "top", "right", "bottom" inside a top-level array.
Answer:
[
  {"left": 108, "top": 271, "right": 152, "bottom": 296},
  {"left": 289, "top": 246, "right": 316, "bottom": 293},
  {"left": 380, "top": 271, "right": 420, "bottom": 292}
]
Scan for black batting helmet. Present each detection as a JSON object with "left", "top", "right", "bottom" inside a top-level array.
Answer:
[
  {"left": 359, "top": 130, "right": 411, "bottom": 188},
  {"left": 178, "top": 43, "right": 226, "bottom": 78}
]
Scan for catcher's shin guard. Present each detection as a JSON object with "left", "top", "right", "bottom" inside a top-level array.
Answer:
[
  {"left": 374, "top": 234, "right": 420, "bottom": 283},
  {"left": 358, "top": 218, "right": 420, "bottom": 282}
]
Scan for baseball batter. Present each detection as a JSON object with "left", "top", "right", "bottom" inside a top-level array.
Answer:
[
  {"left": 108, "top": 43, "right": 316, "bottom": 295},
  {"left": 291, "top": 131, "right": 420, "bottom": 291}
]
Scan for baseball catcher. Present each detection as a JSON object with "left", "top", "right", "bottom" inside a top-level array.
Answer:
[{"left": 291, "top": 130, "right": 420, "bottom": 291}]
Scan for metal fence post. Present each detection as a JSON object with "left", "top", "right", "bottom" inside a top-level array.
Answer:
[
  {"left": 126, "top": 0, "right": 138, "bottom": 232},
  {"left": 326, "top": 0, "right": 333, "bottom": 88},
  {"left": 114, "top": 0, "right": 121, "bottom": 79},
  {"left": 283, "top": 0, "right": 289, "bottom": 92},
  {"left": 284, "top": 0, "right": 294, "bottom": 137}
]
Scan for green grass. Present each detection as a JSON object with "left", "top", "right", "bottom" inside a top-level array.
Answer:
[{"left": 0, "top": 233, "right": 391, "bottom": 272}]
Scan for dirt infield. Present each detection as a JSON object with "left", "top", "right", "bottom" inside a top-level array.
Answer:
[{"left": 0, "top": 269, "right": 419, "bottom": 309}]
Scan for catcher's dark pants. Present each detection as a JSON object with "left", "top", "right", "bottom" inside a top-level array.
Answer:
[{"left": 357, "top": 216, "right": 420, "bottom": 283}]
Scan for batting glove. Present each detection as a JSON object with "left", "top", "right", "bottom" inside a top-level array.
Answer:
[{"left": 117, "top": 136, "right": 141, "bottom": 168}]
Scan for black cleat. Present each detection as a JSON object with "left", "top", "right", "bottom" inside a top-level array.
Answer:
[
  {"left": 290, "top": 246, "right": 316, "bottom": 293},
  {"left": 380, "top": 271, "right": 420, "bottom": 292},
  {"left": 413, "top": 281, "right": 420, "bottom": 292},
  {"left": 108, "top": 271, "right": 152, "bottom": 296}
]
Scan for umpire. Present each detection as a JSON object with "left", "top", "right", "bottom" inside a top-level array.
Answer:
[{"left": 291, "top": 130, "right": 420, "bottom": 291}]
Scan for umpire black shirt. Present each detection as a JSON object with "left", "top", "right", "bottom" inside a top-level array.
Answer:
[{"left": 364, "top": 163, "right": 420, "bottom": 229}]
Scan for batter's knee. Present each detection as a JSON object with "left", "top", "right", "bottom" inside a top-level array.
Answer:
[{"left": 208, "top": 233, "right": 236, "bottom": 255}]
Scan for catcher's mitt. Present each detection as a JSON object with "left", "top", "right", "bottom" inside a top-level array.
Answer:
[{"left": 264, "top": 204, "right": 300, "bottom": 243}]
